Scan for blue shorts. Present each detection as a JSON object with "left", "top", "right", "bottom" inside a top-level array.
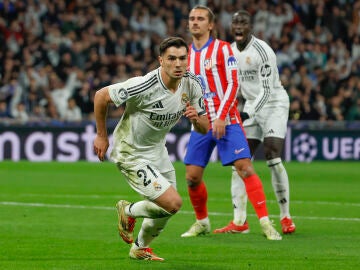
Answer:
[{"left": 184, "top": 124, "right": 251, "bottom": 167}]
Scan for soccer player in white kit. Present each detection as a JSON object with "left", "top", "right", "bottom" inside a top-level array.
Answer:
[
  {"left": 93, "top": 37, "right": 209, "bottom": 261},
  {"left": 214, "top": 10, "right": 295, "bottom": 234}
]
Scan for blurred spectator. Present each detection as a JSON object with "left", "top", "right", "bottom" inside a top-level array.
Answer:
[
  {"left": 63, "top": 97, "right": 82, "bottom": 123},
  {"left": 0, "top": 100, "right": 10, "bottom": 118},
  {"left": 48, "top": 70, "right": 78, "bottom": 119},
  {"left": 0, "top": 0, "right": 359, "bottom": 126},
  {"left": 12, "top": 102, "right": 29, "bottom": 124},
  {"left": 346, "top": 99, "right": 360, "bottom": 120}
]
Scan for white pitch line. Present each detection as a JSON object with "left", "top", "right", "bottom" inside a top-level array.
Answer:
[
  {"left": 0, "top": 201, "right": 359, "bottom": 222},
  {"left": 5, "top": 193, "right": 360, "bottom": 207}
]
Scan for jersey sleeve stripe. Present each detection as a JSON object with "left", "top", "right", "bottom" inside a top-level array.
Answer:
[
  {"left": 253, "top": 40, "right": 269, "bottom": 63},
  {"left": 127, "top": 75, "right": 158, "bottom": 96},
  {"left": 255, "top": 79, "right": 271, "bottom": 112}
]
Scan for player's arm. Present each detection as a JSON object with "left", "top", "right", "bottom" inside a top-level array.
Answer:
[
  {"left": 93, "top": 86, "right": 112, "bottom": 161},
  {"left": 213, "top": 43, "right": 239, "bottom": 138},
  {"left": 183, "top": 101, "right": 209, "bottom": 134},
  {"left": 216, "top": 45, "right": 239, "bottom": 120}
]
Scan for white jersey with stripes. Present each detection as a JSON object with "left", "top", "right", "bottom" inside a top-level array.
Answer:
[
  {"left": 231, "top": 35, "right": 288, "bottom": 115},
  {"left": 107, "top": 67, "right": 206, "bottom": 172}
]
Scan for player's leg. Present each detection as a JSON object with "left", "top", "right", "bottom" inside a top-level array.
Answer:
[
  {"left": 129, "top": 171, "right": 180, "bottom": 261},
  {"left": 129, "top": 217, "right": 169, "bottom": 261},
  {"left": 262, "top": 100, "right": 295, "bottom": 234},
  {"left": 121, "top": 185, "right": 181, "bottom": 218},
  {"left": 116, "top": 165, "right": 181, "bottom": 260},
  {"left": 215, "top": 120, "right": 264, "bottom": 231},
  {"left": 181, "top": 130, "right": 215, "bottom": 237},
  {"left": 233, "top": 157, "right": 281, "bottom": 240},
  {"left": 232, "top": 138, "right": 262, "bottom": 221},
  {"left": 213, "top": 125, "right": 253, "bottom": 233},
  {"left": 264, "top": 137, "right": 295, "bottom": 234},
  {"left": 216, "top": 124, "right": 281, "bottom": 240},
  {"left": 213, "top": 167, "right": 250, "bottom": 233}
]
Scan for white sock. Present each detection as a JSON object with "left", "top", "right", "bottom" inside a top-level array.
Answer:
[
  {"left": 267, "top": 158, "right": 291, "bottom": 219},
  {"left": 231, "top": 167, "right": 248, "bottom": 225},
  {"left": 135, "top": 217, "right": 170, "bottom": 248},
  {"left": 259, "top": 216, "right": 270, "bottom": 224},
  {"left": 197, "top": 217, "right": 210, "bottom": 227},
  {"left": 125, "top": 200, "right": 171, "bottom": 218}
]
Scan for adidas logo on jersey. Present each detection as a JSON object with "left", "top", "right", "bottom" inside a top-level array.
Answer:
[{"left": 152, "top": 101, "right": 164, "bottom": 109}]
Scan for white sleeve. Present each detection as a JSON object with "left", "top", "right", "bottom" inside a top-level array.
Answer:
[{"left": 108, "top": 82, "right": 129, "bottom": 106}]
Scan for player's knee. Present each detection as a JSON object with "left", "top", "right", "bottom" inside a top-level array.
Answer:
[
  {"left": 185, "top": 176, "right": 202, "bottom": 187},
  {"left": 265, "top": 151, "right": 281, "bottom": 160},
  {"left": 264, "top": 144, "right": 282, "bottom": 160},
  {"left": 163, "top": 196, "right": 182, "bottom": 215},
  {"left": 185, "top": 166, "right": 203, "bottom": 186},
  {"left": 234, "top": 158, "right": 256, "bottom": 179},
  {"left": 171, "top": 197, "right": 182, "bottom": 213},
  {"left": 266, "top": 157, "right": 282, "bottom": 167}
]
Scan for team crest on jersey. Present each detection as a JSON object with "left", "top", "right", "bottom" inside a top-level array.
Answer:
[
  {"left": 246, "top": 56, "right": 251, "bottom": 65},
  {"left": 117, "top": 88, "right": 128, "bottom": 100},
  {"left": 227, "top": 56, "right": 237, "bottom": 69},
  {"left": 260, "top": 64, "right": 271, "bottom": 77},
  {"left": 181, "top": 93, "right": 190, "bottom": 104},
  {"left": 204, "top": 58, "right": 213, "bottom": 70},
  {"left": 153, "top": 181, "right": 162, "bottom": 191}
]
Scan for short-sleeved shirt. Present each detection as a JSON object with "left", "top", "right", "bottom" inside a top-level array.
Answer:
[
  {"left": 231, "top": 35, "right": 289, "bottom": 113},
  {"left": 108, "top": 67, "right": 206, "bottom": 173}
]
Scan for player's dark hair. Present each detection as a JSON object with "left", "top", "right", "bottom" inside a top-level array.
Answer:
[
  {"left": 232, "top": 10, "right": 252, "bottom": 24},
  {"left": 159, "top": 37, "right": 188, "bottom": 56}
]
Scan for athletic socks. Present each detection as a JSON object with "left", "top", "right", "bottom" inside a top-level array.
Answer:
[
  {"left": 188, "top": 180, "right": 208, "bottom": 220},
  {"left": 125, "top": 200, "right": 172, "bottom": 218},
  {"left": 242, "top": 174, "right": 268, "bottom": 219},
  {"left": 231, "top": 167, "right": 248, "bottom": 225},
  {"left": 267, "top": 158, "right": 291, "bottom": 219},
  {"left": 135, "top": 217, "right": 170, "bottom": 247}
]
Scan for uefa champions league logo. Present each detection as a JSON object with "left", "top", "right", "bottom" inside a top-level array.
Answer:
[{"left": 293, "top": 133, "right": 318, "bottom": 162}]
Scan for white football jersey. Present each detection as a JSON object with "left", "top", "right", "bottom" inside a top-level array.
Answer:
[
  {"left": 231, "top": 35, "right": 289, "bottom": 114},
  {"left": 108, "top": 67, "right": 206, "bottom": 172}
]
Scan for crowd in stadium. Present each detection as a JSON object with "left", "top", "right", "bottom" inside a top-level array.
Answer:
[{"left": 1, "top": 0, "right": 360, "bottom": 126}]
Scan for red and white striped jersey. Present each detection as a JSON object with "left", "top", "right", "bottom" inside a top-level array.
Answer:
[{"left": 188, "top": 37, "right": 240, "bottom": 129}]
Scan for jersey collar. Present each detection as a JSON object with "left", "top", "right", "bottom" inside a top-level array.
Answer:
[{"left": 191, "top": 37, "right": 213, "bottom": 52}]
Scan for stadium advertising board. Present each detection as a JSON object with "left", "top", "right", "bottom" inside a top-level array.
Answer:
[
  {"left": 0, "top": 125, "right": 359, "bottom": 162},
  {"left": 286, "top": 129, "right": 360, "bottom": 162},
  {"left": 0, "top": 125, "right": 198, "bottom": 162}
]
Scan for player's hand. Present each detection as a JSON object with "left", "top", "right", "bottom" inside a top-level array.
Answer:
[
  {"left": 240, "top": 112, "right": 250, "bottom": 121},
  {"left": 94, "top": 135, "right": 109, "bottom": 161},
  {"left": 212, "top": 118, "right": 226, "bottom": 139},
  {"left": 183, "top": 101, "right": 199, "bottom": 124}
]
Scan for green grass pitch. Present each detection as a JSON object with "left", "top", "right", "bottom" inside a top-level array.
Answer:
[{"left": 0, "top": 161, "right": 359, "bottom": 270}]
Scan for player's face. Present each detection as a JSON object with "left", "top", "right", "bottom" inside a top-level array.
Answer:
[
  {"left": 188, "top": 8, "right": 213, "bottom": 38},
  {"left": 231, "top": 13, "right": 251, "bottom": 46},
  {"left": 159, "top": 46, "right": 188, "bottom": 80}
]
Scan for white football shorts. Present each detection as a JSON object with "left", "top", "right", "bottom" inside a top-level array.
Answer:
[
  {"left": 116, "top": 163, "right": 176, "bottom": 201},
  {"left": 243, "top": 99, "right": 289, "bottom": 141}
]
